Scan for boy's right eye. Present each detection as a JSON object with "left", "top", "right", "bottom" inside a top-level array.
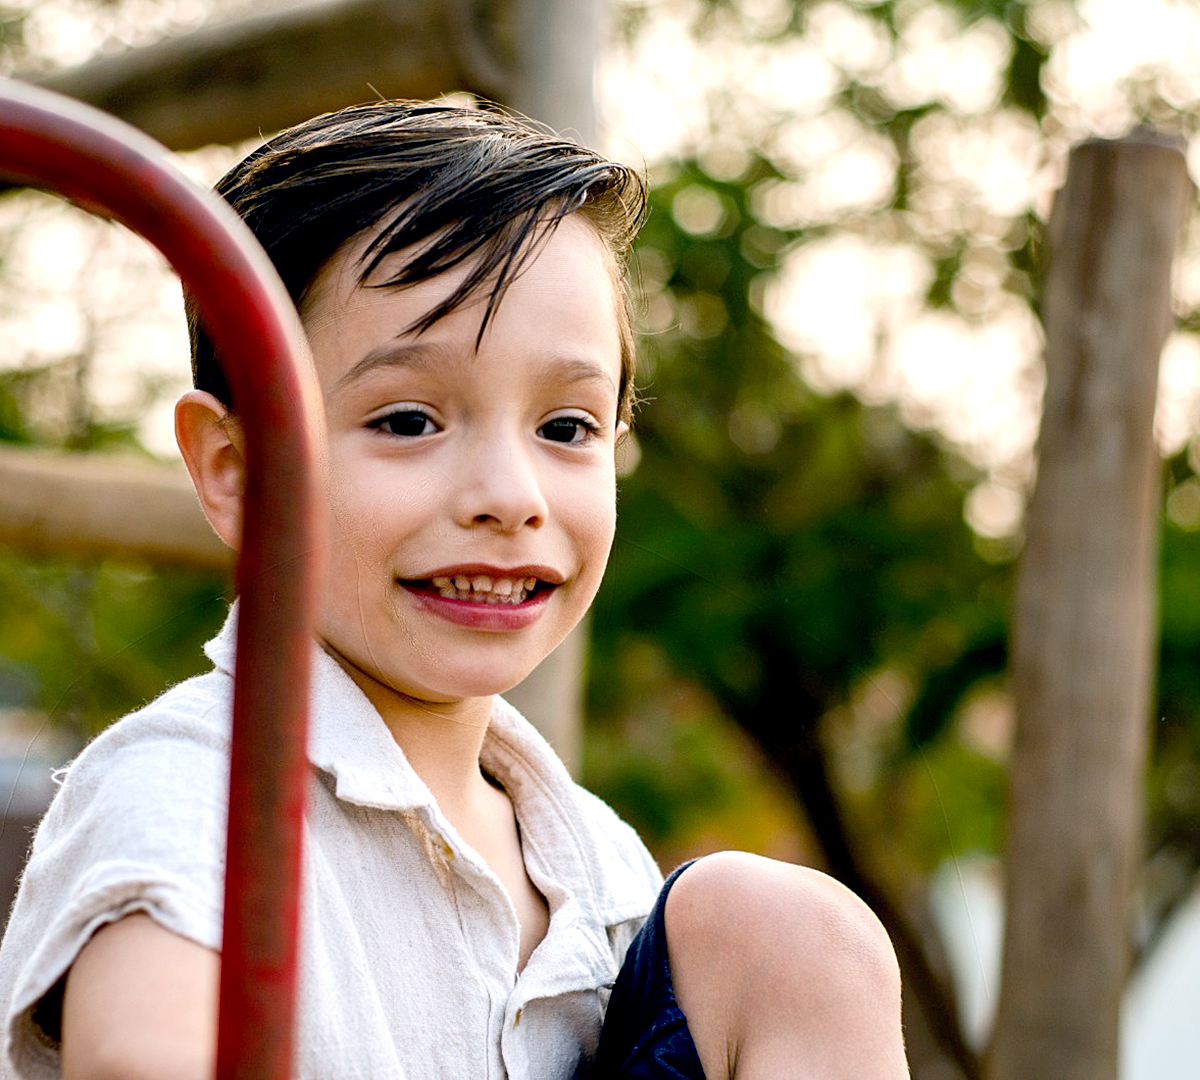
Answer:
[{"left": 370, "top": 410, "right": 439, "bottom": 438}]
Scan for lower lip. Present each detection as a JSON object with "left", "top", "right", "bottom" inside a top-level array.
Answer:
[{"left": 403, "top": 585, "right": 553, "bottom": 630}]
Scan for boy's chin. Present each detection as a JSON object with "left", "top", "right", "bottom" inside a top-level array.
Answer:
[
  {"left": 432, "top": 668, "right": 541, "bottom": 703},
  {"left": 387, "top": 663, "right": 544, "bottom": 709},
  {"left": 323, "top": 631, "right": 548, "bottom": 695},
  {"left": 405, "top": 634, "right": 579, "bottom": 703}
]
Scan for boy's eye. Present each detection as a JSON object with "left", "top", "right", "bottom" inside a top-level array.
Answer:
[
  {"left": 372, "top": 410, "right": 438, "bottom": 437},
  {"left": 539, "top": 416, "right": 597, "bottom": 444}
]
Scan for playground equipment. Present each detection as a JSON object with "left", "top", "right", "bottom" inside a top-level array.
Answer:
[{"left": 0, "top": 76, "right": 324, "bottom": 1079}]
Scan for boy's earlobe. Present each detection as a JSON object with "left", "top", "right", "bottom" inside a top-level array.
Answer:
[{"left": 175, "top": 390, "right": 246, "bottom": 552}]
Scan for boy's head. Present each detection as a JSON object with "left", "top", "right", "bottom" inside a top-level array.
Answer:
[
  {"left": 179, "top": 101, "right": 647, "bottom": 714},
  {"left": 186, "top": 100, "right": 646, "bottom": 424}
]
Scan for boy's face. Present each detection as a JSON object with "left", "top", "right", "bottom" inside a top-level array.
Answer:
[{"left": 301, "top": 215, "right": 624, "bottom": 714}]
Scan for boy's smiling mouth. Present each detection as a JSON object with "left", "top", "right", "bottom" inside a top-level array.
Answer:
[
  {"left": 430, "top": 574, "right": 541, "bottom": 605},
  {"left": 398, "top": 566, "right": 563, "bottom": 608}
]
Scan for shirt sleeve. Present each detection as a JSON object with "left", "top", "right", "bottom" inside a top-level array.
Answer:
[{"left": 0, "top": 678, "right": 230, "bottom": 1080}]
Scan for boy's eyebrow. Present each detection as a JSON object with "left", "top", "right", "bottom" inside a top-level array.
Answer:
[
  {"left": 544, "top": 357, "right": 619, "bottom": 395},
  {"left": 335, "top": 342, "right": 440, "bottom": 390},
  {"left": 335, "top": 343, "right": 618, "bottom": 395}
]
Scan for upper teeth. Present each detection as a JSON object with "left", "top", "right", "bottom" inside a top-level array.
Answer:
[{"left": 431, "top": 574, "right": 539, "bottom": 604}]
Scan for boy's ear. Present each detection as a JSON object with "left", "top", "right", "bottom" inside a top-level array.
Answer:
[
  {"left": 175, "top": 390, "right": 245, "bottom": 551},
  {"left": 615, "top": 423, "right": 640, "bottom": 477}
]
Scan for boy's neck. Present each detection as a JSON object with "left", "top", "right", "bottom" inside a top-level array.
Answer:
[{"left": 369, "top": 686, "right": 497, "bottom": 816}]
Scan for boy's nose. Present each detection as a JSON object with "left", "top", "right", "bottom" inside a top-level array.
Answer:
[{"left": 452, "top": 435, "right": 548, "bottom": 533}]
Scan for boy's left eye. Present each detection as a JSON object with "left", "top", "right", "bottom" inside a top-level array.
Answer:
[{"left": 538, "top": 416, "right": 598, "bottom": 444}]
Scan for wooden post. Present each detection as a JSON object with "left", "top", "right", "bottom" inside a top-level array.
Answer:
[
  {"left": 502, "top": 0, "right": 604, "bottom": 773},
  {"left": 513, "top": 0, "right": 600, "bottom": 145},
  {"left": 988, "top": 132, "right": 1191, "bottom": 1080}
]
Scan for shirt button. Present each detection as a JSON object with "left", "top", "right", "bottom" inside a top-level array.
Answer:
[
  {"left": 513, "top": 1008, "right": 523, "bottom": 1027},
  {"left": 433, "top": 833, "right": 455, "bottom": 860}
]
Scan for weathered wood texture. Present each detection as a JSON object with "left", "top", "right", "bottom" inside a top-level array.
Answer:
[
  {"left": 513, "top": 0, "right": 600, "bottom": 146},
  {"left": 0, "top": 443, "right": 230, "bottom": 570},
  {"left": 988, "top": 134, "right": 1192, "bottom": 1080},
  {"left": 24, "top": 0, "right": 514, "bottom": 152}
]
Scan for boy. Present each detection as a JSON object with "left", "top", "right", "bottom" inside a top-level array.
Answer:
[{"left": 0, "top": 102, "right": 908, "bottom": 1079}]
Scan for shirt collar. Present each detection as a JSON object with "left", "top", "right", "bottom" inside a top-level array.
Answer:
[
  {"left": 203, "top": 601, "right": 432, "bottom": 811},
  {"left": 201, "top": 604, "right": 576, "bottom": 818},
  {"left": 203, "top": 602, "right": 656, "bottom": 926}
]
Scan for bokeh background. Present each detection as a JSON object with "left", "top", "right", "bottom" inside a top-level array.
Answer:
[{"left": 3, "top": 1, "right": 1200, "bottom": 1077}]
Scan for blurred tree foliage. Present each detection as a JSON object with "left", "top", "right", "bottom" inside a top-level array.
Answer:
[
  {"left": 590, "top": 156, "right": 1009, "bottom": 859},
  {"left": 586, "top": 151, "right": 1009, "bottom": 1074},
  {"left": 1148, "top": 449, "right": 1200, "bottom": 944},
  {"left": 584, "top": 0, "right": 1200, "bottom": 1072}
]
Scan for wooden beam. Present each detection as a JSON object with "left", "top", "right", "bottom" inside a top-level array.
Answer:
[
  {"left": 0, "top": 443, "right": 230, "bottom": 570},
  {"left": 21, "top": 0, "right": 513, "bottom": 152}
]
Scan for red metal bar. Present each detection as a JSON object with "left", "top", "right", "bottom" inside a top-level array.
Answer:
[{"left": 0, "top": 76, "right": 323, "bottom": 1079}]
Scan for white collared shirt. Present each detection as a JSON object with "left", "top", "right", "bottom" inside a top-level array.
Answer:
[{"left": 0, "top": 608, "right": 662, "bottom": 1079}]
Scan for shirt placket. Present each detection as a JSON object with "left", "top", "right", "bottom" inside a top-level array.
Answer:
[{"left": 422, "top": 809, "right": 523, "bottom": 1079}]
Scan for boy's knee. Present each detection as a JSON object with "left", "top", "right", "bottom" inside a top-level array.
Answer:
[
  {"left": 665, "top": 852, "right": 906, "bottom": 1077},
  {"left": 669, "top": 851, "right": 883, "bottom": 937},
  {"left": 665, "top": 850, "right": 901, "bottom": 1011}
]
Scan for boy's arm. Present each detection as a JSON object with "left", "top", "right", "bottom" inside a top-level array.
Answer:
[{"left": 61, "top": 914, "right": 218, "bottom": 1080}]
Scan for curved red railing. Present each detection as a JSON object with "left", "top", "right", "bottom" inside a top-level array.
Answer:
[{"left": 0, "top": 77, "right": 323, "bottom": 1079}]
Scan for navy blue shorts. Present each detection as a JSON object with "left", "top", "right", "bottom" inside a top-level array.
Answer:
[{"left": 576, "top": 861, "right": 706, "bottom": 1079}]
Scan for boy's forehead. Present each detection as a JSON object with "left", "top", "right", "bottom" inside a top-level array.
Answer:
[
  {"left": 297, "top": 214, "right": 623, "bottom": 399},
  {"left": 299, "top": 213, "right": 617, "bottom": 342},
  {"left": 300, "top": 229, "right": 468, "bottom": 340}
]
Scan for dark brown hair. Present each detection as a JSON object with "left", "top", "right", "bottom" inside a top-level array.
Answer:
[{"left": 187, "top": 100, "right": 646, "bottom": 421}]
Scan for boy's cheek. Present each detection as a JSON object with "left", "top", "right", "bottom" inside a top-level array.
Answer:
[{"left": 322, "top": 462, "right": 412, "bottom": 526}]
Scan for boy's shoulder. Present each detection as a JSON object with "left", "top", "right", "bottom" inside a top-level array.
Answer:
[
  {"left": 0, "top": 666, "right": 233, "bottom": 1077},
  {"left": 13, "top": 658, "right": 235, "bottom": 938},
  {"left": 53, "top": 664, "right": 232, "bottom": 801},
  {"left": 60, "top": 603, "right": 240, "bottom": 796},
  {"left": 28, "top": 663, "right": 232, "bottom": 875},
  {"left": 569, "top": 783, "right": 658, "bottom": 874}
]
